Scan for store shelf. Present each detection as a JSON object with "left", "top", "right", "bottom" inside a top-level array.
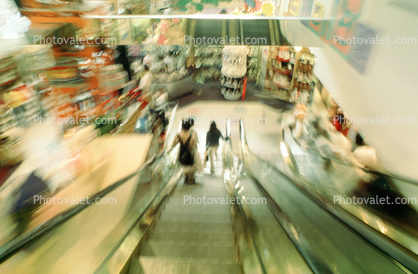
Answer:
[
  {"left": 82, "top": 14, "right": 330, "bottom": 20},
  {"left": 277, "top": 57, "right": 291, "bottom": 62},
  {"left": 273, "top": 82, "right": 290, "bottom": 89},
  {"left": 19, "top": 1, "right": 105, "bottom": 12}
]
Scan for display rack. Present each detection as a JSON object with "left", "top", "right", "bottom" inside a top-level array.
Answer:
[
  {"left": 289, "top": 47, "right": 315, "bottom": 104},
  {"left": 247, "top": 46, "right": 260, "bottom": 81},
  {"left": 258, "top": 46, "right": 315, "bottom": 102},
  {"left": 220, "top": 46, "right": 249, "bottom": 100},
  {"left": 192, "top": 45, "right": 222, "bottom": 84}
]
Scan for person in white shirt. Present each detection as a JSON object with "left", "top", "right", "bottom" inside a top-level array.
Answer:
[
  {"left": 139, "top": 65, "right": 153, "bottom": 96},
  {"left": 163, "top": 51, "right": 175, "bottom": 73}
]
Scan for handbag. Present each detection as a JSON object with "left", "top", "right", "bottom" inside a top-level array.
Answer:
[{"left": 204, "top": 150, "right": 209, "bottom": 163}]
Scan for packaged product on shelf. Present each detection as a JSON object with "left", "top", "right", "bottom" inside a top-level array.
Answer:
[
  {"left": 20, "top": 45, "right": 55, "bottom": 73},
  {"left": 221, "top": 46, "right": 249, "bottom": 100},
  {"left": 0, "top": 54, "right": 19, "bottom": 88},
  {"left": 193, "top": 45, "right": 222, "bottom": 84}
]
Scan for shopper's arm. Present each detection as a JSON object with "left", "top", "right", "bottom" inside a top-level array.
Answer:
[
  {"left": 170, "top": 134, "right": 180, "bottom": 149},
  {"left": 206, "top": 132, "right": 210, "bottom": 150}
]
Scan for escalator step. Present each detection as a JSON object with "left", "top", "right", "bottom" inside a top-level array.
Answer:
[
  {"left": 148, "top": 231, "right": 236, "bottom": 247},
  {"left": 158, "top": 212, "right": 232, "bottom": 223},
  {"left": 152, "top": 220, "right": 234, "bottom": 234},
  {"left": 138, "top": 256, "right": 241, "bottom": 274},
  {"left": 140, "top": 241, "right": 238, "bottom": 261}
]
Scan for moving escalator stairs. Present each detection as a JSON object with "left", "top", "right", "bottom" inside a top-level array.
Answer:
[{"left": 130, "top": 175, "right": 242, "bottom": 274}]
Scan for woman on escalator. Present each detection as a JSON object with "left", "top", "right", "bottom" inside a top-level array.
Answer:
[
  {"left": 205, "top": 121, "right": 225, "bottom": 173},
  {"left": 171, "top": 118, "right": 202, "bottom": 184}
]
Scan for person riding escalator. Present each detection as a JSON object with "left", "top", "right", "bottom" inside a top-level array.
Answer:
[{"left": 171, "top": 118, "right": 203, "bottom": 184}]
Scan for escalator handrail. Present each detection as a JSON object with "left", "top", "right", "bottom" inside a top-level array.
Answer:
[
  {"left": 238, "top": 119, "right": 333, "bottom": 274},
  {"left": 240, "top": 120, "right": 417, "bottom": 273},
  {"left": 283, "top": 126, "right": 418, "bottom": 186},
  {"left": 225, "top": 118, "right": 266, "bottom": 274},
  {"left": 0, "top": 103, "right": 180, "bottom": 264}
]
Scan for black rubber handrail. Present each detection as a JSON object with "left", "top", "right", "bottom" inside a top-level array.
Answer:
[
  {"left": 224, "top": 118, "right": 266, "bottom": 274},
  {"left": 239, "top": 119, "right": 332, "bottom": 274},
  {"left": 0, "top": 103, "right": 179, "bottom": 264},
  {"left": 279, "top": 126, "right": 418, "bottom": 273}
]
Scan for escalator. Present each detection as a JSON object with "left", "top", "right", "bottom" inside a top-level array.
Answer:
[
  {"left": 129, "top": 176, "right": 242, "bottom": 273},
  {"left": 126, "top": 118, "right": 311, "bottom": 274},
  {"left": 125, "top": 118, "right": 413, "bottom": 274},
  {"left": 0, "top": 112, "right": 417, "bottom": 273}
]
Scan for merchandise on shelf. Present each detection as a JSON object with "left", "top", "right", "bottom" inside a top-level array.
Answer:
[
  {"left": 19, "top": 0, "right": 82, "bottom": 9},
  {"left": 258, "top": 46, "right": 300, "bottom": 101},
  {"left": 0, "top": 104, "right": 16, "bottom": 133},
  {"left": 142, "top": 19, "right": 186, "bottom": 45},
  {"left": 193, "top": 45, "right": 222, "bottom": 84},
  {"left": 140, "top": 45, "right": 190, "bottom": 84},
  {"left": 2, "top": 83, "right": 42, "bottom": 128},
  {"left": 0, "top": 54, "right": 19, "bottom": 87},
  {"left": 100, "top": 18, "right": 131, "bottom": 44},
  {"left": 290, "top": 49, "right": 316, "bottom": 104},
  {"left": 131, "top": 20, "right": 152, "bottom": 44},
  {"left": 221, "top": 46, "right": 249, "bottom": 100},
  {"left": 20, "top": 45, "right": 56, "bottom": 73},
  {"left": 174, "top": 0, "right": 245, "bottom": 15},
  {"left": 98, "top": 64, "right": 129, "bottom": 92},
  {"left": 289, "top": 89, "right": 310, "bottom": 104},
  {"left": 221, "top": 46, "right": 249, "bottom": 78},
  {"left": 130, "top": 0, "right": 148, "bottom": 14},
  {"left": 149, "top": 0, "right": 172, "bottom": 14}
]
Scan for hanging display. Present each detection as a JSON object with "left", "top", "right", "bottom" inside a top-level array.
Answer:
[
  {"left": 193, "top": 45, "right": 222, "bottom": 84},
  {"left": 221, "top": 46, "right": 249, "bottom": 100},
  {"left": 289, "top": 48, "right": 315, "bottom": 104}
]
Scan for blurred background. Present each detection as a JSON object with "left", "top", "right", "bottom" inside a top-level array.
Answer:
[{"left": 0, "top": 0, "right": 418, "bottom": 273}]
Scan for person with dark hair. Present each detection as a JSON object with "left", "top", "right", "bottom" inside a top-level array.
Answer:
[
  {"left": 114, "top": 46, "right": 132, "bottom": 80},
  {"left": 355, "top": 133, "right": 365, "bottom": 147},
  {"left": 171, "top": 118, "right": 202, "bottom": 184},
  {"left": 205, "top": 121, "right": 224, "bottom": 173}
]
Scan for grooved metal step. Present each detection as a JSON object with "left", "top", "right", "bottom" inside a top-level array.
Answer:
[
  {"left": 137, "top": 256, "right": 241, "bottom": 274},
  {"left": 139, "top": 240, "right": 238, "bottom": 261},
  {"left": 147, "top": 231, "right": 236, "bottom": 247}
]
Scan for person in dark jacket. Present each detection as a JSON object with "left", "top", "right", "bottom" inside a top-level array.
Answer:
[{"left": 205, "top": 121, "right": 224, "bottom": 173}]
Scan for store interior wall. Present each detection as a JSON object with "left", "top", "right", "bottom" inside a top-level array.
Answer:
[{"left": 280, "top": 0, "right": 418, "bottom": 181}]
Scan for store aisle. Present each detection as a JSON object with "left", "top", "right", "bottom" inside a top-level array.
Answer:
[{"left": 177, "top": 81, "right": 260, "bottom": 107}]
